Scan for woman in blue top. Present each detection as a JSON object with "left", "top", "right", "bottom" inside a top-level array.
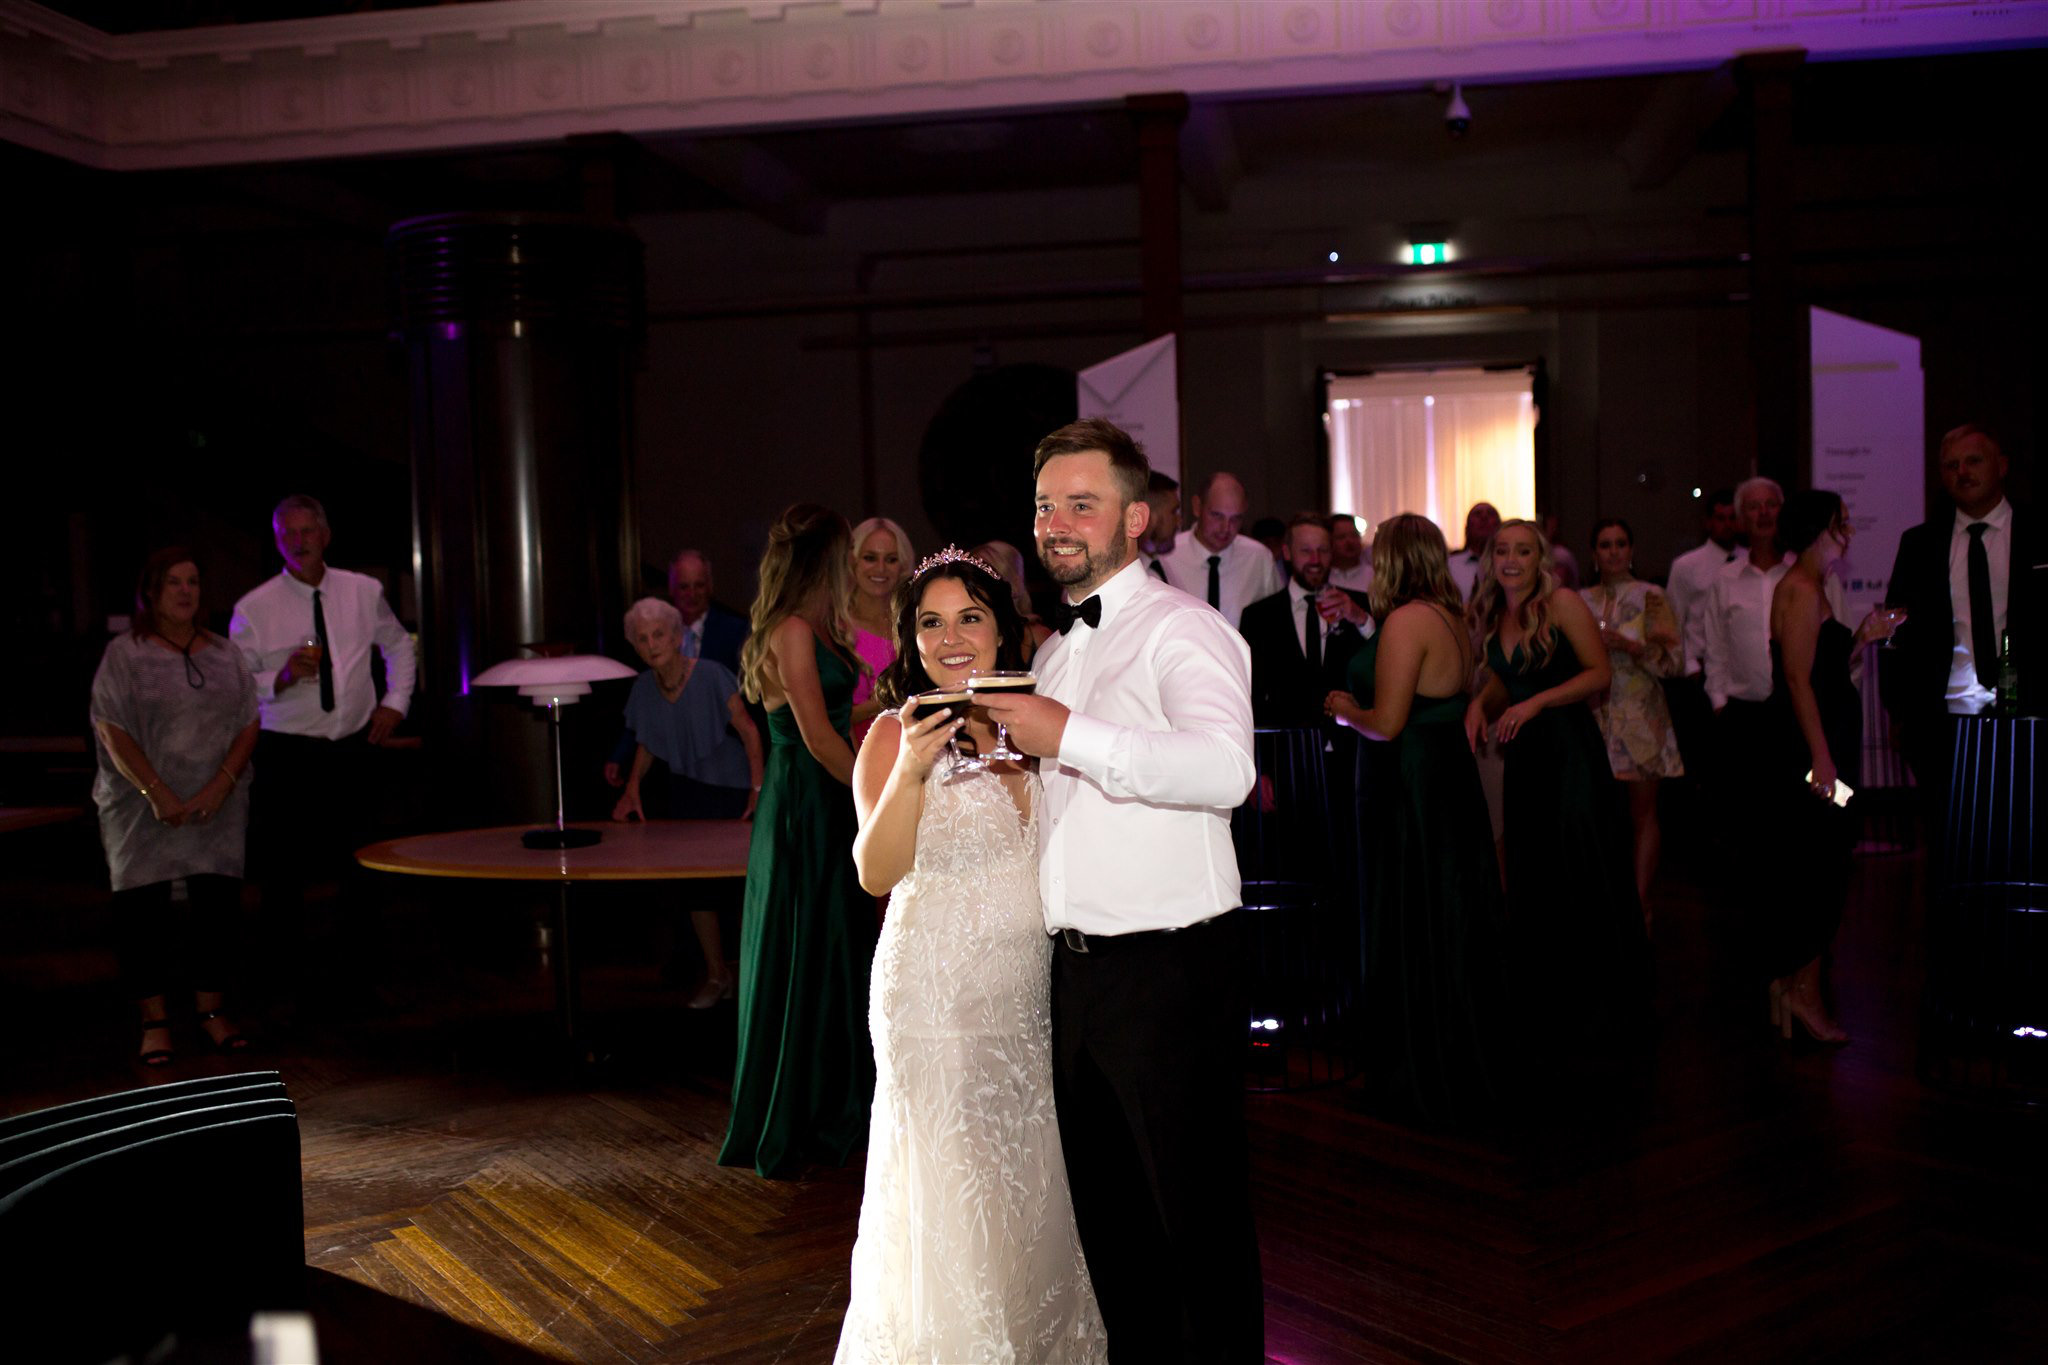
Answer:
[{"left": 612, "top": 596, "right": 763, "bottom": 1007}]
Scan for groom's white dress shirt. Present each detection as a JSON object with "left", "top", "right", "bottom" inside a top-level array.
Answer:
[{"left": 1033, "top": 557, "right": 1256, "bottom": 936}]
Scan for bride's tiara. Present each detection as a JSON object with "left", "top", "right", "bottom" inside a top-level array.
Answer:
[{"left": 912, "top": 544, "right": 1000, "bottom": 582}]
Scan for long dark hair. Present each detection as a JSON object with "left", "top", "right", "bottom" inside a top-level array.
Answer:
[
  {"left": 872, "top": 559, "right": 1031, "bottom": 710},
  {"left": 132, "top": 546, "right": 205, "bottom": 641}
]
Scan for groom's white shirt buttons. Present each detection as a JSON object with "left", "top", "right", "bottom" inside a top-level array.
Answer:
[{"left": 1034, "top": 557, "right": 1255, "bottom": 936}]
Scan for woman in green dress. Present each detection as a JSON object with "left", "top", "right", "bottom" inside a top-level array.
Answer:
[
  {"left": 1466, "top": 519, "right": 1648, "bottom": 1059},
  {"left": 720, "top": 503, "right": 879, "bottom": 1179},
  {"left": 1325, "top": 514, "right": 1506, "bottom": 1125}
]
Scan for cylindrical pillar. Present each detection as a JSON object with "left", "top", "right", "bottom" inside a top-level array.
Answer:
[{"left": 389, "top": 213, "right": 643, "bottom": 824}]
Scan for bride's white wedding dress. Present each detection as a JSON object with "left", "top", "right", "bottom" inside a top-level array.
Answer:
[{"left": 835, "top": 751, "right": 1108, "bottom": 1364}]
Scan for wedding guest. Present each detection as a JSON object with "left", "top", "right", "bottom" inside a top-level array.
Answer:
[
  {"left": 1581, "top": 519, "right": 1684, "bottom": 912},
  {"left": 971, "top": 538, "right": 1055, "bottom": 654},
  {"left": 1880, "top": 424, "right": 2041, "bottom": 812},
  {"left": 1665, "top": 490, "right": 1743, "bottom": 681},
  {"left": 1327, "top": 513, "right": 1374, "bottom": 593},
  {"left": 1325, "top": 514, "right": 1505, "bottom": 1124},
  {"left": 1661, "top": 490, "right": 1742, "bottom": 813},
  {"left": 1761, "top": 491, "right": 1900, "bottom": 1043},
  {"left": 1467, "top": 519, "right": 1646, "bottom": 1056},
  {"left": 720, "top": 504, "right": 878, "bottom": 1179},
  {"left": 1543, "top": 512, "right": 1581, "bottom": 589},
  {"left": 1162, "top": 470, "right": 1283, "bottom": 628},
  {"left": 1138, "top": 470, "right": 1180, "bottom": 583},
  {"left": 1447, "top": 501, "right": 1501, "bottom": 603},
  {"left": 91, "top": 548, "right": 259, "bottom": 1063},
  {"left": 848, "top": 516, "right": 912, "bottom": 744},
  {"left": 228, "top": 495, "right": 414, "bottom": 932},
  {"left": 605, "top": 548, "right": 750, "bottom": 787},
  {"left": 1241, "top": 514, "right": 1373, "bottom": 727},
  {"left": 610, "top": 596, "right": 763, "bottom": 1009}
]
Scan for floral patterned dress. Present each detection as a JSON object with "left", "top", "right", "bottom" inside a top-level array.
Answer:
[{"left": 1580, "top": 578, "right": 1684, "bottom": 780}]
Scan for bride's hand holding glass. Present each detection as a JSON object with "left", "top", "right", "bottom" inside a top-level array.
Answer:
[{"left": 896, "top": 694, "right": 968, "bottom": 781}]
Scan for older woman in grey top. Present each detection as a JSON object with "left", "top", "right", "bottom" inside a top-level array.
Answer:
[{"left": 91, "top": 547, "right": 260, "bottom": 1064}]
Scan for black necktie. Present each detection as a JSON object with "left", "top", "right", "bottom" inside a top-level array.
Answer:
[
  {"left": 312, "top": 588, "right": 336, "bottom": 712},
  {"left": 1147, "top": 558, "right": 1167, "bottom": 582},
  {"left": 1303, "top": 596, "right": 1321, "bottom": 674},
  {"left": 1207, "top": 555, "right": 1221, "bottom": 609},
  {"left": 1056, "top": 595, "right": 1103, "bottom": 634},
  {"left": 1967, "top": 522, "right": 1997, "bottom": 688}
]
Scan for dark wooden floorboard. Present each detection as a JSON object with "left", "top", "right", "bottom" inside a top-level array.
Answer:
[{"left": 4, "top": 817, "right": 2044, "bottom": 1363}]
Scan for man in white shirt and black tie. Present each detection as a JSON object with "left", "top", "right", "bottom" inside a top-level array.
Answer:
[
  {"left": 230, "top": 494, "right": 415, "bottom": 927},
  {"left": 1881, "top": 423, "right": 2040, "bottom": 803},
  {"left": 977, "top": 418, "right": 1263, "bottom": 1360},
  {"left": 1138, "top": 469, "right": 1180, "bottom": 585},
  {"left": 1162, "top": 469, "right": 1282, "bottom": 628},
  {"left": 1662, "top": 489, "right": 1742, "bottom": 779}
]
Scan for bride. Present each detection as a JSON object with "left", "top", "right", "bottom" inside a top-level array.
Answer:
[{"left": 835, "top": 546, "right": 1107, "bottom": 1364}]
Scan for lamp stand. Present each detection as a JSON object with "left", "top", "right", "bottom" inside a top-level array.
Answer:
[{"left": 523, "top": 699, "right": 602, "bottom": 850}]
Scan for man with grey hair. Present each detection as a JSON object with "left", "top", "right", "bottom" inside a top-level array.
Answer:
[
  {"left": 1161, "top": 470, "right": 1283, "bottom": 628},
  {"left": 230, "top": 493, "right": 415, "bottom": 927}
]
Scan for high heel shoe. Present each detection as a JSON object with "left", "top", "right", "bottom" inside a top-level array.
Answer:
[
  {"left": 198, "top": 1009, "right": 249, "bottom": 1054},
  {"left": 687, "top": 973, "right": 736, "bottom": 1010},
  {"left": 1782, "top": 981, "right": 1849, "bottom": 1045},
  {"left": 138, "top": 1016, "right": 175, "bottom": 1067}
]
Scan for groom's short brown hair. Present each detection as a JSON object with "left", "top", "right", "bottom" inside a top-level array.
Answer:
[{"left": 1032, "top": 418, "right": 1151, "bottom": 508}]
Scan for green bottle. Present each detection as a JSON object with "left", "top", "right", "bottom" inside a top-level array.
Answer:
[{"left": 1996, "top": 628, "right": 2020, "bottom": 717}]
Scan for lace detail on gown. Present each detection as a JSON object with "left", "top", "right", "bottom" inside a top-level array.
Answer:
[{"left": 835, "top": 753, "right": 1107, "bottom": 1364}]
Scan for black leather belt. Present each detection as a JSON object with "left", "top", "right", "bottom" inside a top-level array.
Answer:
[{"left": 1055, "top": 915, "right": 1226, "bottom": 954}]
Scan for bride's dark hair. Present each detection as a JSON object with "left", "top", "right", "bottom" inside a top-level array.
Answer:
[{"left": 872, "top": 558, "right": 1030, "bottom": 709}]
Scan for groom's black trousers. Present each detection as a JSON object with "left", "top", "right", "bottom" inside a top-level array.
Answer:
[{"left": 1052, "top": 912, "right": 1264, "bottom": 1362}]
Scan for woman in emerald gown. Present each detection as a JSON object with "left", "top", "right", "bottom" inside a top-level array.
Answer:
[
  {"left": 719, "top": 502, "right": 879, "bottom": 1179},
  {"left": 1466, "top": 519, "right": 1648, "bottom": 1060},
  {"left": 1326, "top": 514, "right": 1506, "bottom": 1124}
]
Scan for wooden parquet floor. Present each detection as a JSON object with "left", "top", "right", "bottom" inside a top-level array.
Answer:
[{"left": 4, "top": 818, "right": 2045, "bottom": 1363}]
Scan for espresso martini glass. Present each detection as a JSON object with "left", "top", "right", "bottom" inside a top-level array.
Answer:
[
  {"left": 965, "top": 670, "right": 1037, "bottom": 764},
  {"left": 911, "top": 686, "right": 982, "bottom": 771}
]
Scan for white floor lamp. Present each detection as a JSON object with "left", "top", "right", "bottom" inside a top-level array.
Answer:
[{"left": 471, "top": 653, "right": 638, "bottom": 849}]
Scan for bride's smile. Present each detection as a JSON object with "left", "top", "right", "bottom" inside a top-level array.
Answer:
[{"left": 914, "top": 578, "right": 1000, "bottom": 686}]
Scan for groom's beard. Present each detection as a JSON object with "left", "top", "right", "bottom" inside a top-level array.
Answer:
[{"left": 1040, "top": 528, "right": 1130, "bottom": 591}]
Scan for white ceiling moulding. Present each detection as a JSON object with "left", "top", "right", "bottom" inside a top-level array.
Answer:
[{"left": 2, "top": 0, "right": 2045, "bottom": 172}]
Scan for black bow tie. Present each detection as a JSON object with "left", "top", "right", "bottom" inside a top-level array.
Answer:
[{"left": 1056, "top": 595, "right": 1103, "bottom": 633}]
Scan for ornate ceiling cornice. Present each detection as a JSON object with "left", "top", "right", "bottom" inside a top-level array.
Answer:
[{"left": 3, "top": 0, "right": 2044, "bottom": 171}]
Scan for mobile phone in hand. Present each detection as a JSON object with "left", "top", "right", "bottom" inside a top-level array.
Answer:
[{"left": 1803, "top": 769, "right": 1854, "bottom": 808}]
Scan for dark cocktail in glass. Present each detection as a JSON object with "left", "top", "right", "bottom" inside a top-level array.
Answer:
[
  {"left": 911, "top": 687, "right": 981, "bottom": 770},
  {"left": 965, "top": 671, "right": 1036, "bottom": 764}
]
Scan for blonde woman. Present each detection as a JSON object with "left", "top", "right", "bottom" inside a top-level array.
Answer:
[
  {"left": 848, "top": 516, "right": 912, "bottom": 744},
  {"left": 1324, "top": 514, "right": 1505, "bottom": 1124},
  {"left": 1466, "top": 518, "right": 1647, "bottom": 1057},
  {"left": 719, "top": 504, "right": 879, "bottom": 1179}
]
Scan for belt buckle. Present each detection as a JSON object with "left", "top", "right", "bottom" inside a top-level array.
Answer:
[{"left": 1060, "top": 927, "right": 1090, "bottom": 954}]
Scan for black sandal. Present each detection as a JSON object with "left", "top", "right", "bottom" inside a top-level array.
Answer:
[
  {"left": 198, "top": 1010, "right": 249, "bottom": 1054},
  {"left": 139, "top": 1017, "right": 175, "bottom": 1067}
]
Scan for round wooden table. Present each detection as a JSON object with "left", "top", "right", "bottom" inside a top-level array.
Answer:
[{"left": 356, "top": 820, "right": 752, "bottom": 1047}]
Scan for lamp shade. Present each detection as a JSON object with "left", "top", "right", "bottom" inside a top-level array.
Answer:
[{"left": 471, "top": 654, "right": 637, "bottom": 706}]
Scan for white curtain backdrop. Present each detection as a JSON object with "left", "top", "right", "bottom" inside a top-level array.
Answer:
[{"left": 1326, "top": 368, "right": 1538, "bottom": 536}]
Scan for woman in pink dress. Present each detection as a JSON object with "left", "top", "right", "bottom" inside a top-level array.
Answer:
[{"left": 847, "top": 516, "right": 913, "bottom": 748}]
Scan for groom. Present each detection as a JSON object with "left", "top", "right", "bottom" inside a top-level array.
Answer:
[{"left": 977, "top": 418, "right": 1264, "bottom": 1360}]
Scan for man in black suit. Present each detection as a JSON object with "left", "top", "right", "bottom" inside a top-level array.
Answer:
[
  {"left": 1880, "top": 424, "right": 2041, "bottom": 801},
  {"left": 1240, "top": 513, "right": 1375, "bottom": 727},
  {"left": 666, "top": 549, "right": 751, "bottom": 674}
]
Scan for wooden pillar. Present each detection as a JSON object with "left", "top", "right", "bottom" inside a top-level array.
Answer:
[
  {"left": 1127, "top": 93, "right": 1188, "bottom": 341},
  {"left": 1739, "top": 51, "right": 1806, "bottom": 488}
]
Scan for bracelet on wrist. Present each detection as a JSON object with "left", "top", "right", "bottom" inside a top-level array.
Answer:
[{"left": 219, "top": 766, "right": 239, "bottom": 786}]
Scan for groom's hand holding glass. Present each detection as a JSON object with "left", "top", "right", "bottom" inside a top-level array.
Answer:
[{"left": 971, "top": 688, "right": 1067, "bottom": 758}]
